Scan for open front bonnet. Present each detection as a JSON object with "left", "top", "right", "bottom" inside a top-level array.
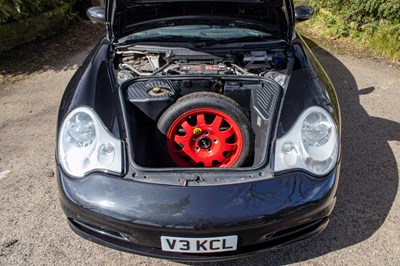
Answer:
[{"left": 108, "top": 0, "right": 294, "bottom": 41}]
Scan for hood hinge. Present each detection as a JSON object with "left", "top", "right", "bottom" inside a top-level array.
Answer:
[{"left": 106, "top": 22, "right": 114, "bottom": 43}]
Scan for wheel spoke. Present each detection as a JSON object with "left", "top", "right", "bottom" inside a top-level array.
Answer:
[
  {"left": 219, "top": 126, "right": 235, "bottom": 140},
  {"left": 213, "top": 152, "right": 228, "bottom": 163},
  {"left": 196, "top": 113, "right": 206, "bottom": 126},
  {"left": 173, "top": 135, "right": 187, "bottom": 145},
  {"left": 176, "top": 149, "right": 188, "bottom": 156},
  {"left": 203, "top": 159, "right": 213, "bottom": 167},
  {"left": 177, "top": 147, "right": 197, "bottom": 160},
  {"left": 181, "top": 121, "right": 193, "bottom": 133},
  {"left": 211, "top": 116, "right": 223, "bottom": 129},
  {"left": 225, "top": 143, "right": 238, "bottom": 151}
]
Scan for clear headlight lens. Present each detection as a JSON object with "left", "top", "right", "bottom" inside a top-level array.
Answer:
[
  {"left": 301, "top": 111, "right": 331, "bottom": 147},
  {"left": 67, "top": 112, "right": 96, "bottom": 145},
  {"left": 58, "top": 106, "right": 123, "bottom": 178},
  {"left": 274, "top": 106, "right": 339, "bottom": 176}
]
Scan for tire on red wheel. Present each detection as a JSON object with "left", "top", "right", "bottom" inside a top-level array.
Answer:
[{"left": 156, "top": 92, "right": 253, "bottom": 168}]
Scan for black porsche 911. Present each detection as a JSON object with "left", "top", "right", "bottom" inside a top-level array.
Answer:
[{"left": 56, "top": 0, "right": 341, "bottom": 261}]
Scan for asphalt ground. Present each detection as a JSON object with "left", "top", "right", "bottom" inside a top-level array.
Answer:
[{"left": 0, "top": 22, "right": 399, "bottom": 265}]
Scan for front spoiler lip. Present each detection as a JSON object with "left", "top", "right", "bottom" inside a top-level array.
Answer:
[
  {"left": 57, "top": 165, "right": 339, "bottom": 261},
  {"left": 67, "top": 215, "right": 330, "bottom": 262}
]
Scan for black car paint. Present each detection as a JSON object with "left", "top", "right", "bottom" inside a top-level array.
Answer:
[
  {"left": 58, "top": 166, "right": 338, "bottom": 261},
  {"left": 56, "top": 0, "right": 341, "bottom": 261},
  {"left": 58, "top": 38, "right": 124, "bottom": 140},
  {"left": 277, "top": 36, "right": 341, "bottom": 138}
]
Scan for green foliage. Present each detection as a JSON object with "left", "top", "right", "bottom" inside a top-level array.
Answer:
[
  {"left": 306, "top": 0, "right": 400, "bottom": 40},
  {"left": 0, "top": 0, "right": 67, "bottom": 24},
  {"left": 297, "top": 0, "right": 400, "bottom": 62},
  {"left": 308, "top": 0, "right": 400, "bottom": 24},
  {"left": 337, "top": 24, "right": 349, "bottom": 37}
]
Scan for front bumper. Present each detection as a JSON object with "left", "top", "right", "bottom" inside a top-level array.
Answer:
[{"left": 57, "top": 167, "right": 339, "bottom": 262}]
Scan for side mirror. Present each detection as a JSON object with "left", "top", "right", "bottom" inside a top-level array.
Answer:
[
  {"left": 295, "top": 5, "right": 314, "bottom": 22},
  {"left": 87, "top": 6, "right": 105, "bottom": 23}
]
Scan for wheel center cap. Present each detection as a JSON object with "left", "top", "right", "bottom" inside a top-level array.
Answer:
[{"left": 198, "top": 137, "right": 212, "bottom": 149}]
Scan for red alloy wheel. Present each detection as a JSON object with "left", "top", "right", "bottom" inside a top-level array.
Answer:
[{"left": 166, "top": 108, "right": 244, "bottom": 168}]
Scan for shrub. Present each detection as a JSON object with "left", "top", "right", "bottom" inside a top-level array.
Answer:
[
  {"left": 308, "top": 0, "right": 400, "bottom": 24},
  {"left": 0, "top": 0, "right": 68, "bottom": 24},
  {"left": 307, "top": 0, "right": 400, "bottom": 40},
  {"left": 298, "top": 0, "right": 400, "bottom": 62}
]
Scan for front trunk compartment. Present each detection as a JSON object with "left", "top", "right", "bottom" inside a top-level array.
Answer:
[
  {"left": 122, "top": 76, "right": 281, "bottom": 168},
  {"left": 114, "top": 44, "right": 288, "bottom": 170}
]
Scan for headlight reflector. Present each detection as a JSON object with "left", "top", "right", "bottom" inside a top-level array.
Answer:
[
  {"left": 67, "top": 112, "right": 96, "bottom": 145},
  {"left": 301, "top": 111, "right": 331, "bottom": 147},
  {"left": 58, "top": 106, "right": 123, "bottom": 178},
  {"left": 275, "top": 106, "right": 339, "bottom": 176}
]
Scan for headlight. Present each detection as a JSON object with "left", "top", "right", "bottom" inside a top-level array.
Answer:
[
  {"left": 58, "top": 106, "right": 123, "bottom": 178},
  {"left": 274, "top": 106, "right": 339, "bottom": 176}
]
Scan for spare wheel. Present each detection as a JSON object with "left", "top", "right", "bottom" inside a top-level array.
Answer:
[{"left": 156, "top": 92, "right": 253, "bottom": 168}]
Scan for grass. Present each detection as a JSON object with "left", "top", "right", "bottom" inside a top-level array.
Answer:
[{"left": 295, "top": 2, "right": 400, "bottom": 64}]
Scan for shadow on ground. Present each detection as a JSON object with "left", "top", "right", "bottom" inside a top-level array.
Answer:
[
  {"left": 0, "top": 20, "right": 104, "bottom": 84},
  {"left": 198, "top": 37, "right": 400, "bottom": 265}
]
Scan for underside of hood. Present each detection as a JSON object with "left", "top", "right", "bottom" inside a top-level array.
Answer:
[{"left": 110, "top": 0, "right": 293, "bottom": 41}]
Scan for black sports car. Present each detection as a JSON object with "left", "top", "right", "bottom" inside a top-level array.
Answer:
[{"left": 56, "top": 0, "right": 341, "bottom": 261}]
